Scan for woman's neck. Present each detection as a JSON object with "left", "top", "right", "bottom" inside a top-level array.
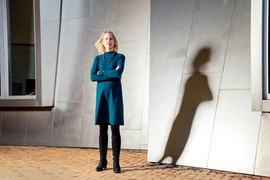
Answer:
[{"left": 105, "top": 48, "right": 114, "bottom": 52}]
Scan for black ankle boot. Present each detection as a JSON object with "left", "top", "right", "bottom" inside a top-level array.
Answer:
[
  {"left": 112, "top": 136, "right": 121, "bottom": 173},
  {"left": 96, "top": 136, "right": 108, "bottom": 171}
]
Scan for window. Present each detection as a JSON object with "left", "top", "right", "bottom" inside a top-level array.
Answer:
[
  {"left": 0, "top": 0, "right": 42, "bottom": 106},
  {"left": 264, "top": 0, "right": 270, "bottom": 99}
]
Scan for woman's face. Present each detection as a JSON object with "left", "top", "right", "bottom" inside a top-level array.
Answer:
[{"left": 102, "top": 33, "right": 115, "bottom": 52}]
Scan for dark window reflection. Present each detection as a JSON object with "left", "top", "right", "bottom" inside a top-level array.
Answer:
[
  {"left": 7, "top": 0, "right": 36, "bottom": 96},
  {"left": 268, "top": 0, "right": 270, "bottom": 93}
]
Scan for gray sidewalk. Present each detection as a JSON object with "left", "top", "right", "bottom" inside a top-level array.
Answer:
[{"left": 0, "top": 146, "right": 269, "bottom": 180}]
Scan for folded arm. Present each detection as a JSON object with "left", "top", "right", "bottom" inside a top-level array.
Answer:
[
  {"left": 98, "top": 55, "right": 125, "bottom": 78},
  {"left": 90, "top": 56, "right": 108, "bottom": 82}
]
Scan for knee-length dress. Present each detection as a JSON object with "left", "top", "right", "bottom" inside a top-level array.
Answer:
[{"left": 90, "top": 51, "right": 125, "bottom": 125}]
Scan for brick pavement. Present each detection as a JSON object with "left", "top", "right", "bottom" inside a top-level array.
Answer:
[{"left": 0, "top": 146, "right": 269, "bottom": 180}]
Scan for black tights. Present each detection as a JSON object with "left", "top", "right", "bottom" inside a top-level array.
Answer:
[{"left": 99, "top": 124, "right": 120, "bottom": 137}]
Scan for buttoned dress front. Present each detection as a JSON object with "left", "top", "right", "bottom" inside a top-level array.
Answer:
[{"left": 90, "top": 51, "right": 125, "bottom": 125}]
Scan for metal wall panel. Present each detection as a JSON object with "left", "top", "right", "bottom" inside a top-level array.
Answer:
[
  {"left": 25, "top": 111, "right": 54, "bottom": 146},
  {"left": 55, "top": 18, "right": 89, "bottom": 102},
  {"left": 62, "top": 0, "right": 90, "bottom": 20},
  {"left": 221, "top": 0, "right": 251, "bottom": 89},
  {"left": 116, "top": 0, "right": 150, "bottom": 42},
  {"left": 150, "top": 0, "right": 196, "bottom": 60},
  {"left": 184, "top": 0, "right": 235, "bottom": 73},
  {"left": 51, "top": 102, "right": 82, "bottom": 146},
  {"left": 89, "top": 0, "right": 118, "bottom": 30},
  {"left": 120, "top": 40, "right": 148, "bottom": 130},
  {"left": 148, "top": 58, "right": 185, "bottom": 163},
  {"left": 140, "top": 53, "right": 150, "bottom": 149},
  {"left": 79, "top": 114, "right": 98, "bottom": 147},
  {"left": 40, "top": 0, "right": 61, "bottom": 22},
  {"left": 255, "top": 113, "right": 270, "bottom": 177},
  {"left": 40, "top": 21, "right": 60, "bottom": 103},
  {"left": 207, "top": 90, "right": 261, "bottom": 174},
  {"left": 0, "top": 112, "right": 27, "bottom": 145},
  {"left": 172, "top": 73, "right": 221, "bottom": 168},
  {"left": 121, "top": 129, "right": 141, "bottom": 149}
]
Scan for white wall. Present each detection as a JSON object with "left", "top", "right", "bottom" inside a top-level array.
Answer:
[
  {"left": 148, "top": 0, "right": 270, "bottom": 177},
  {"left": 0, "top": 0, "right": 150, "bottom": 150}
]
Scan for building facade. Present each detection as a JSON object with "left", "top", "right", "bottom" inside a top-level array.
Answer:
[{"left": 0, "top": 0, "right": 269, "bottom": 177}]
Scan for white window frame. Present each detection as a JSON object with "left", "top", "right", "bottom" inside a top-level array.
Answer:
[{"left": 0, "top": 0, "right": 42, "bottom": 107}]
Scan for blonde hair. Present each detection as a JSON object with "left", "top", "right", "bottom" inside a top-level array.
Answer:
[{"left": 95, "top": 31, "right": 119, "bottom": 53}]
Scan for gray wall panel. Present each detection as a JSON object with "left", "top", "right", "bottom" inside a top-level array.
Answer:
[
  {"left": 40, "top": 0, "right": 61, "bottom": 22},
  {"left": 172, "top": 73, "right": 221, "bottom": 168},
  {"left": 121, "top": 129, "right": 141, "bottom": 149},
  {"left": 62, "top": 0, "right": 90, "bottom": 20},
  {"left": 184, "top": 0, "right": 235, "bottom": 73},
  {"left": 25, "top": 111, "right": 54, "bottom": 146},
  {"left": 116, "top": 0, "right": 150, "bottom": 42},
  {"left": 120, "top": 40, "right": 147, "bottom": 130},
  {"left": 221, "top": 0, "right": 251, "bottom": 89},
  {"left": 150, "top": 0, "right": 196, "bottom": 60},
  {"left": 148, "top": 0, "right": 269, "bottom": 176},
  {"left": 55, "top": 18, "right": 89, "bottom": 102},
  {"left": 89, "top": 0, "right": 118, "bottom": 30},
  {"left": 41, "top": 21, "right": 60, "bottom": 103},
  {"left": 148, "top": 58, "right": 185, "bottom": 162},
  {"left": 79, "top": 114, "right": 98, "bottom": 147},
  {"left": 255, "top": 113, "right": 270, "bottom": 177},
  {"left": 207, "top": 90, "right": 261, "bottom": 174},
  {"left": 140, "top": 54, "right": 150, "bottom": 148},
  {"left": 82, "top": 90, "right": 96, "bottom": 116},
  {"left": 52, "top": 102, "right": 82, "bottom": 146},
  {"left": 0, "top": 112, "right": 27, "bottom": 145}
]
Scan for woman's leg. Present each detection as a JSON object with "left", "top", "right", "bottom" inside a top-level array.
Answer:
[
  {"left": 96, "top": 124, "right": 108, "bottom": 171},
  {"left": 111, "top": 125, "right": 121, "bottom": 173}
]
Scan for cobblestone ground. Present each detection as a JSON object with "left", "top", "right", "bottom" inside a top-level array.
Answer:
[{"left": 0, "top": 146, "right": 269, "bottom": 180}]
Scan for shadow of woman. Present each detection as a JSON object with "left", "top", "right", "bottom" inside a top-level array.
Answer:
[{"left": 159, "top": 47, "right": 213, "bottom": 165}]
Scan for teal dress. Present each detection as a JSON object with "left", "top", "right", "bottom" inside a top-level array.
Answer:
[{"left": 90, "top": 51, "right": 125, "bottom": 125}]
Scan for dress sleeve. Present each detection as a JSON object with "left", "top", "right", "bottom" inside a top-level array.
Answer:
[
  {"left": 90, "top": 56, "right": 109, "bottom": 82},
  {"left": 99, "top": 54, "right": 125, "bottom": 78}
]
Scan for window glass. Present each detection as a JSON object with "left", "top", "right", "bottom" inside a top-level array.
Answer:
[
  {"left": 268, "top": 0, "right": 270, "bottom": 94},
  {"left": 7, "top": 0, "right": 36, "bottom": 96}
]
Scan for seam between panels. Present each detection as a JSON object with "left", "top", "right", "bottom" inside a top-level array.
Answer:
[
  {"left": 78, "top": 0, "right": 92, "bottom": 148},
  {"left": 24, "top": 112, "right": 29, "bottom": 145},
  {"left": 146, "top": 0, "right": 151, "bottom": 147},
  {"left": 50, "top": 108, "right": 56, "bottom": 146},
  {"left": 206, "top": 0, "right": 237, "bottom": 168},
  {"left": 253, "top": 113, "right": 263, "bottom": 175},
  {"left": 139, "top": 48, "right": 149, "bottom": 149},
  {"left": 79, "top": 48, "right": 88, "bottom": 146},
  {"left": 206, "top": 90, "right": 221, "bottom": 168},
  {"left": 78, "top": 78, "right": 85, "bottom": 146},
  {"left": 139, "top": 0, "right": 151, "bottom": 150},
  {"left": 52, "top": 0, "right": 63, "bottom": 106},
  {"left": 165, "top": 0, "right": 197, "bottom": 162},
  {"left": 77, "top": 0, "right": 92, "bottom": 148},
  {"left": 50, "top": 0, "right": 63, "bottom": 146},
  {"left": 173, "top": 0, "right": 196, "bottom": 119},
  {"left": 219, "top": 0, "right": 236, "bottom": 87}
]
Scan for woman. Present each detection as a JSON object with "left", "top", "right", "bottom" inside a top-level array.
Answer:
[{"left": 90, "top": 31, "right": 125, "bottom": 173}]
